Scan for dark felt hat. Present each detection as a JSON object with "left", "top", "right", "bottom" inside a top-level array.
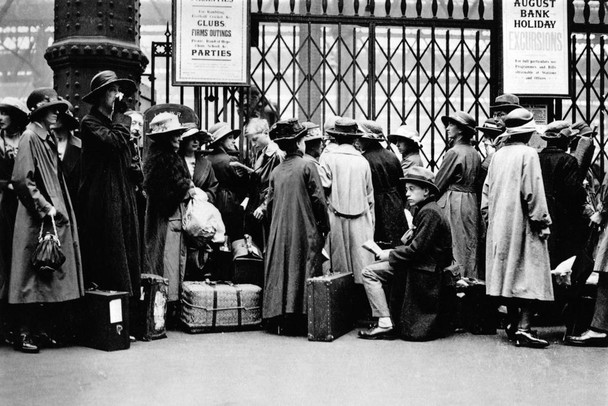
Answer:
[
  {"left": 441, "top": 111, "right": 476, "bottom": 135},
  {"left": 475, "top": 118, "right": 506, "bottom": 139},
  {"left": 401, "top": 166, "right": 440, "bottom": 196},
  {"left": 269, "top": 118, "right": 307, "bottom": 142},
  {"left": 490, "top": 93, "right": 522, "bottom": 113},
  {"left": 82, "top": 70, "right": 137, "bottom": 104},
  {"left": 326, "top": 118, "right": 364, "bottom": 138},
  {"left": 207, "top": 121, "right": 241, "bottom": 147},
  {"left": 26, "top": 88, "right": 69, "bottom": 121},
  {"left": 57, "top": 99, "right": 79, "bottom": 131},
  {"left": 0, "top": 97, "right": 29, "bottom": 128}
]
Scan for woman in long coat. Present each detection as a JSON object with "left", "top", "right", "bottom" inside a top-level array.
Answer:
[
  {"left": 78, "top": 71, "right": 141, "bottom": 298},
  {"left": 358, "top": 122, "right": 408, "bottom": 247},
  {"left": 10, "top": 89, "right": 84, "bottom": 353},
  {"left": 436, "top": 111, "right": 481, "bottom": 279},
  {"left": 0, "top": 97, "right": 29, "bottom": 344},
  {"left": 481, "top": 108, "right": 553, "bottom": 348},
  {"left": 144, "top": 112, "right": 196, "bottom": 304},
  {"left": 262, "top": 119, "right": 329, "bottom": 333}
]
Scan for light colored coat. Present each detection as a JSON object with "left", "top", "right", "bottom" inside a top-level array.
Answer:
[
  {"left": 10, "top": 122, "right": 84, "bottom": 304},
  {"left": 481, "top": 143, "right": 553, "bottom": 301},
  {"left": 320, "top": 143, "right": 375, "bottom": 282}
]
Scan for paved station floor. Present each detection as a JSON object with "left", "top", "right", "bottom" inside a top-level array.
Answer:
[{"left": 1, "top": 327, "right": 607, "bottom": 405}]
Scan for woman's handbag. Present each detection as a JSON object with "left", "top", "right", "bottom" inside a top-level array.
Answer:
[{"left": 31, "top": 214, "right": 65, "bottom": 275}]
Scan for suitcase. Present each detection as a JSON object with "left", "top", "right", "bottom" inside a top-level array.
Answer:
[
  {"left": 82, "top": 290, "right": 130, "bottom": 351},
  {"left": 138, "top": 274, "right": 169, "bottom": 341},
  {"left": 180, "top": 281, "right": 262, "bottom": 333},
  {"left": 231, "top": 235, "right": 264, "bottom": 287},
  {"left": 307, "top": 272, "right": 355, "bottom": 342}
]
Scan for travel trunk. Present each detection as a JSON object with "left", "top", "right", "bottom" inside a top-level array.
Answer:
[{"left": 82, "top": 290, "right": 130, "bottom": 351}]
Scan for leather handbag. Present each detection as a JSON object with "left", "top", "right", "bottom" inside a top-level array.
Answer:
[
  {"left": 231, "top": 234, "right": 262, "bottom": 261},
  {"left": 31, "top": 214, "right": 66, "bottom": 275}
]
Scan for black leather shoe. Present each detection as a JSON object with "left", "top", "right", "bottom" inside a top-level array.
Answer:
[
  {"left": 514, "top": 329, "right": 549, "bottom": 348},
  {"left": 358, "top": 325, "right": 396, "bottom": 340},
  {"left": 15, "top": 333, "right": 39, "bottom": 354},
  {"left": 565, "top": 330, "right": 608, "bottom": 347},
  {"left": 505, "top": 324, "right": 517, "bottom": 341}
]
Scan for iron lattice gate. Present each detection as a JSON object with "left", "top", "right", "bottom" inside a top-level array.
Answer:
[{"left": 146, "top": 0, "right": 608, "bottom": 174}]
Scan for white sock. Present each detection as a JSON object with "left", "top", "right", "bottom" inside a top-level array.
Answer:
[{"left": 378, "top": 317, "right": 392, "bottom": 328}]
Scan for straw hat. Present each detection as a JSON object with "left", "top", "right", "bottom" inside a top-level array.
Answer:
[
  {"left": 269, "top": 118, "right": 307, "bottom": 142},
  {"left": 302, "top": 121, "right": 323, "bottom": 141},
  {"left": 359, "top": 120, "right": 384, "bottom": 140},
  {"left": 326, "top": 118, "right": 364, "bottom": 138},
  {"left": 207, "top": 122, "right": 241, "bottom": 147},
  {"left": 0, "top": 97, "right": 29, "bottom": 128},
  {"left": 147, "top": 112, "right": 189, "bottom": 141},
  {"left": 504, "top": 108, "right": 537, "bottom": 135},
  {"left": 541, "top": 120, "right": 572, "bottom": 140},
  {"left": 387, "top": 125, "right": 422, "bottom": 146},
  {"left": 440, "top": 111, "right": 476, "bottom": 135}
]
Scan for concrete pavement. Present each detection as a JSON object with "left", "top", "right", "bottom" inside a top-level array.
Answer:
[{"left": 1, "top": 327, "right": 607, "bottom": 405}]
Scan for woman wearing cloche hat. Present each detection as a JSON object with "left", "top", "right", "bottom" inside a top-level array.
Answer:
[
  {"left": 78, "top": 70, "right": 142, "bottom": 327},
  {"left": 9, "top": 88, "right": 83, "bottom": 353},
  {"left": 436, "top": 110, "right": 482, "bottom": 279},
  {"left": 482, "top": 107, "right": 554, "bottom": 349}
]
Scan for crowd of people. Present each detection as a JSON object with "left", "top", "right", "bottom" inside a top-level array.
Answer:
[{"left": 1, "top": 69, "right": 607, "bottom": 354}]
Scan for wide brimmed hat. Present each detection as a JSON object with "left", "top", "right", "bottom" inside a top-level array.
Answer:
[
  {"left": 0, "top": 97, "right": 29, "bottom": 127},
  {"left": 475, "top": 118, "right": 506, "bottom": 139},
  {"left": 387, "top": 125, "right": 422, "bottom": 146},
  {"left": 441, "top": 111, "right": 476, "bottom": 134},
  {"left": 270, "top": 118, "right": 307, "bottom": 142},
  {"left": 571, "top": 121, "right": 596, "bottom": 138},
  {"left": 82, "top": 70, "right": 137, "bottom": 104},
  {"left": 490, "top": 93, "right": 521, "bottom": 113},
  {"left": 504, "top": 108, "right": 537, "bottom": 136},
  {"left": 207, "top": 121, "right": 241, "bottom": 147},
  {"left": 326, "top": 117, "right": 364, "bottom": 138},
  {"left": 57, "top": 99, "right": 79, "bottom": 131},
  {"left": 359, "top": 120, "right": 384, "bottom": 141},
  {"left": 26, "top": 88, "right": 69, "bottom": 121},
  {"left": 147, "top": 112, "right": 189, "bottom": 141},
  {"left": 302, "top": 121, "right": 323, "bottom": 141},
  {"left": 541, "top": 120, "right": 572, "bottom": 140},
  {"left": 401, "top": 166, "right": 439, "bottom": 196},
  {"left": 181, "top": 124, "right": 212, "bottom": 143}
]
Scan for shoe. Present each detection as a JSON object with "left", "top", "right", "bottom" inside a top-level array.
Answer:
[
  {"left": 514, "top": 329, "right": 549, "bottom": 348},
  {"left": 15, "top": 333, "right": 39, "bottom": 354},
  {"left": 505, "top": 324, "right": 517, "bottom": 341},
  {"left": 37, "top": 332, "right": 62, "bottom": 349},
  {"left": 565, "top": 330, "right": 608, "bottom": 347},
  {"left": 358, "top": 325, "right": 396, "bottom": 340}
]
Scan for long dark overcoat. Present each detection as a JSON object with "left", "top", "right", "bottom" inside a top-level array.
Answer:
[
  {"left": 189, "top": 152, "right": 218, "bottom": 204},
  {"left": 388, "top": 198, "right": 453, "bottom": 341},
  {"left": 9, "top": 122, "right": 84, "bottom": 304},
  {"left": 538, "top": 146, "right": 586, "bottom": 268},
  {"left": 78, "top": 109, "right": 141, "bottom": 295},
  {"left": 0, "top": 131, "right": 19, "bottom": 299},
  {"left": 144, "top": 142, "right": 192, "bottom": 302},
  {"left": 263, "top": 152, "right": 329, "bottom": 319},
  {"left": 207, "top": 146, "right": 248, "bottom": 239},
  {"left": 363, "top": 143, "right": 408, "bottom": 246}
]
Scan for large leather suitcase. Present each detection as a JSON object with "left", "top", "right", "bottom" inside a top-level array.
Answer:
[
  {"left": 231, "top": 235, "right": 264, "bottom": 286},
  {"left": 138, "top": 273, "right": 169, "bottom": 341},
  {"left": 307, "top": 272, "right": 355, "bottom": 342},
  {"left": 180, "top": 281, "right": 262, "bottom": 333},
  {"left": 82, "top": 290, "right": 130, "bottom": 351}
]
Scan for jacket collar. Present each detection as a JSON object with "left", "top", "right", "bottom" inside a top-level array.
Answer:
[{"left": 28, "top": 122, "right": 51, "bottom": 141}]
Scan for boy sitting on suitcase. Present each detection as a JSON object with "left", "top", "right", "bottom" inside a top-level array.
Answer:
[{"left": 359, "top": 166, "right": 453, "bottom": 341}]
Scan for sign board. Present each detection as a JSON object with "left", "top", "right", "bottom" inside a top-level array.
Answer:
[
  {"left": 173, "top": 0, "right": 250, "bottom": 86},
  {"left": 503, "top": 0, "right": 569, "bottom": 97}
]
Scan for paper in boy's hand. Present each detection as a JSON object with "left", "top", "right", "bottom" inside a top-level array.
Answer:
[{"left": 362, "top": 240, "right": 383, "bottom": 257}]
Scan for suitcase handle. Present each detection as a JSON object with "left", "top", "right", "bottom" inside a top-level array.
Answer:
[{"left": 181, "top": 299, "right": 259, "bottom": 312}]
